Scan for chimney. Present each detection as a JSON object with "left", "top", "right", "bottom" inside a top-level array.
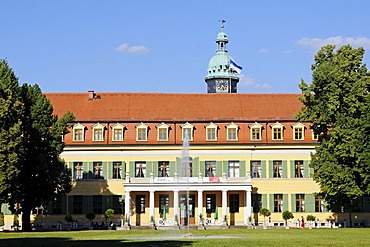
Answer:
[{"left": 88, "top": 90, "right": 95, "bottom": 100}]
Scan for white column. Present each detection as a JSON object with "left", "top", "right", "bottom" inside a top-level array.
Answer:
[
  {"left": 125, "top": 190, "right": 131, "bottom": 225},
  {"left": 245, "top": 187, "right": 252, "bottom": 224},
  {"left": 222, "top": 190, "right": 228, "bottom": 219},
  {"left": 198, "top": 190, "right": 203, "bottom": 220},
  {"left": 173, "top": 190, "right": 179, "bottom": 219},
  {"left": 149, "top": 190, "right": 155, "bottom": 219}
]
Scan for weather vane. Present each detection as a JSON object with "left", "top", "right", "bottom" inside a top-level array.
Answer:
[{"left": 220, "top": 19, "right": 226, "bottom": 29}]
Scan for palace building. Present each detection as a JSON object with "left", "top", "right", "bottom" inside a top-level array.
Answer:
[{"left": 3, "top": 25, "right": 368, "bottom": 230}]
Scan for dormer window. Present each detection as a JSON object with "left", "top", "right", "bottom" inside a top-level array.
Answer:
[
  {"left": 92, "top": 123, "right": 105, "bottom": 141},
  {"left": 111, "top": 123, "right": 125, "bottom": 141},
  {"left": 312, "top": 130, "right": 319, "bottom": 141},
  {"left": 136, "top": 123, "right": 148, "bottom": 141},
  {"left": 181, "top": 122, "right": 194, "bottom": 141},
  {"left": 73, "top": 123, "right": 85, "bottom": 142},
  {"left": 226, "top": 122, "right": 239, "bottom": 141},
  {"left": 157, "top": 122, "right": 169, "bottom": 141},
  {"left": 292, "top": 123, "right": 305, "bottom": 140},
  {"left": 249, "top": 122, "right": 263, "bottom": 141},
  {"left": 271, "top": 122, "right": 284, "bottom": 140},
  {"left": 206, "top": 122, "right": 218, "bottom": 141}
]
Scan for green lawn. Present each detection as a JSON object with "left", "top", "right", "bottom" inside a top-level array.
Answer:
[{"left": 0, "top": 228, "right": 369, "bottom": 247}]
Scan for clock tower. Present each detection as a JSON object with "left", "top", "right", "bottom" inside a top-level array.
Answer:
[{"left": 205, "top": 21, "right": 241, "bottom": 93}]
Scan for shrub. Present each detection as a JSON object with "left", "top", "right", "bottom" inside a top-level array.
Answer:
[
  {"left": 85, "top": 211, "right": 96, "bottom": 221},
  {"left": 65, "top": 214, "right": 73, "bottom": 223},
  {"left": 307, "top": 214, "right": 316, "bottom": 221},
  {"left": 259, "top": 208, "right": 271, "bottom": 219},
  {"left": 104, "top": 209, "right": 114, "bottom": 221},
  {"left": 282, "top": 211, "right": 294, "bottom": 222}
]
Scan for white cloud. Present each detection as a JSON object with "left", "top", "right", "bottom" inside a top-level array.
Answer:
[
  {"left": 115, "top": 43, "right": 149, "bottom": 53},
  {"left": 297, "top": 36, "right": 370, "bottom": 50},
  {"left": 238, "top": 74, "right": 271, "bottom": 89},
  {"left": 259, "top": 48, "right": 269, "bottom": 53}
]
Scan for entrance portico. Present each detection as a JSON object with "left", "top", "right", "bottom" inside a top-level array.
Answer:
[{"left": 124, "top": 176, "right": 252, "bottom": 227}]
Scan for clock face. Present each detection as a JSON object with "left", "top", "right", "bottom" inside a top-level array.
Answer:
[{"left": 216, "top": 79, "right": 228, "bottom": 92}]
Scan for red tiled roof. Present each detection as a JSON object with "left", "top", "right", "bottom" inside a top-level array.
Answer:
[{"left": 45, "top": 92, "right": 302, "bottom": 122}]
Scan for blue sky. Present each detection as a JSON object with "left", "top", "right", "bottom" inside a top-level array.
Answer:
[{"left": 1, "top": 0, "right": 370, "bottom": 94}]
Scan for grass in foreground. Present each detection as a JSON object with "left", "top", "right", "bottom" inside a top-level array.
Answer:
[{"left": 0, "top": 228, "right": 369, "bottom": 247}]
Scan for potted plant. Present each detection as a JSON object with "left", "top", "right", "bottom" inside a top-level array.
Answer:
[
  {"left": 282, "top": 210, "right": 294, "bottom": 229},
  {"left": 306, "top": 214, "right": 316, "bottom": 229},
  {"left": 259, "top": 208, "right": 271, "bottom": 229},
  {"left": 104, "top": 209, "right": 115, "bottom": 229}
]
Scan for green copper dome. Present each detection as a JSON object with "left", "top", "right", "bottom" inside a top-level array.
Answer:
[{"left": 205, "top": 26, "right": 239, "bottom": 81}]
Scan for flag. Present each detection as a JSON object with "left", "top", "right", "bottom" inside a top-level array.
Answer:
[
  {"left": 230, "top": 59, "right": 242, "bottom": 74},
  {"left": 162, "top": 205, "right": 166, "bottom": 220},
  {"left": 214, "top": 206, "right": 219, "bottom": 220}
]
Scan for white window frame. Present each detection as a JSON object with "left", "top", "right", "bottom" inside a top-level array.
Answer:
[
  {"left": 136, "top": 122, "right": 148, "bottom": 141},
  {"left": 226, "top": 122, "right": 238, "bottom": 141},
  {"left": 111, "top": 123, "right": 125, "bottom": 142},
  {"left": 292, "top": 123, "right": 305, "bottom": 140},
  {"left": 181, "top": 122, "right": 194, "bottom": 141},
  {"left": 249, "top": 122, "right": 263, "bottom": 141},
  {"left": 156, "top": 122, "right": 169, "bottom": 142},
  {"left": 271, "top": 122, "right": 284, "bottom": 140},
  {"left": 312, "top": 130, "right": 319, "bottom": 141},
  {"left": 73, "top": 123, "right": 85, "bottom": 142},
  {"left": 92, "top": 123, "right": 105, "bottom": 142},
  {"left": 205, "top": 122, "right": 218, "bottom": 141}
]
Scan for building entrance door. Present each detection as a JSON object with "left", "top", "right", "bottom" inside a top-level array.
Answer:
[{"left": 180, "top": 194, "right": 195, "bottom": 225}]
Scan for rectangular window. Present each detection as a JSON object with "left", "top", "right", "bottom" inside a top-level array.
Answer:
[
  {"left": 113, "top": 162, "right": 122, "bottom": 179},
  {"left": 206, "top": 194, "right": 216, "bottom": 214},
  {"left": 312, "top": 131, "right": 319, "bottom": 140},
  {"left": 137, "top": 128, "right": 147, "bottom": 141},
  {"left": 229, "top": 194, "right": 240, "bottom": 213},
  {"left": 74, "top": 162, "right": 83, "bottom": 179},
  {"left": 136, "top": 195, "right": 146, "bottom": 214},
  {"left": 93, "top": 195, "right": 103, "bottom": 214},
  {"left": 274, "top": 194, "right": 284, "bottom": 212},
  {"left": 74, "top": 129, "right": 83, "bottom": 141},
  {"left": 112, "top": 195, "right": 123, "bottom": 214},
  {"left": 73, "top": 195, "right": 83, "bottom": 214},
  {"left": 228, "top": 161, "right": 240, "bottom": 178},
  {"left": 273, "top": 160, "right": 282, "bottom": 178},
  {"left": 273, "top": 128, "right": 282, "bottom": 140},
  {"left": 158, "top": 161, "right": 169, "bottom": 177},
  {"left": 251, "top": 128, "right": 261, "bottom": 140},
  {"left": 227, "top": 128, "right": 237, "bottom": 140},
  {"left": 251, "top": 160, "right": 261, "bottom": 178},
  {"left": 159, "top": 194, "right": 169, "bottom": 214},
  {"left": 205, "top": 161, "right": 216, "bottom": 177},
  {"left": 93, "top": 162, "right": 103, "bottom": 179},
  {"left": 315, "top": 197, "right": 325, "bottom": 212},
  {"left": 51, "top": 197, "right": 62, "bottom": 214},
  {"left": 93, "top": 129, "right": 103, "bottom": 141},
  {"left": 135, "top": 162, "right": 146, "bottom": 177},
  {"left": 295, "top": 160, "right": 304, "bottom": 178},
  {"left": 113, "top": 129, "right": 123, "bottom": 141},
  {"left": 207, "top": 128, "right": 216, "bottom": 141},
  {"left": 296, "top": 194, "right": 305, "bottom": 212},
  {"left": 158, "top": 128, "right": 168, "bottom": 141},
  {"left": 183, "top": 128, "right": 192, "bottom": 141},
  {"left": 294, "top": 127, "right": 304, "bottom": 140}
]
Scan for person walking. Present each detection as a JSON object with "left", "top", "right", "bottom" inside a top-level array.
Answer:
[{"left": 301, "top": 216, "right": 305, "bottom": 229}]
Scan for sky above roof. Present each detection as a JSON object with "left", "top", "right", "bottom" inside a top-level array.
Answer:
[{"left": 1, "top": 0, "right": 370, "bottom": 94}]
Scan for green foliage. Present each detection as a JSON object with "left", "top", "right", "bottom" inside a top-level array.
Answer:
[
  {"left": 0, "top": 212, "right": 4, "bottom": 227},
  {"left": 296, "top": 45, "right": 370, "bottom": 213},
  {"left": 0, "top": 60, "right": 75, "bottom": 231},
  {"left": 85, "top": 211, "right": 96, "bottom": 221},
  {"left": 282, "top": 211, "right": 294, "bottom": 221},
  {"left": 104, "top": 208, "right": 114, "bottom": 221},
  {"left": 306, "top": 214, "right": 316, "bottom": 221},
  {"left": 64, "top": 214, "right": 73, "bottom": 223},
  {"left": 259, "top": 208, "right": 271, "bottom": 218}
]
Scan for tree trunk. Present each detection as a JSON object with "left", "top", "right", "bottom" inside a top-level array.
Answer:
[
  {"left": 21, "top": 202, "right": 32, "bottom": 232},
  {"left": 349, "top": 210, "right": 352, "bottom": 228}
]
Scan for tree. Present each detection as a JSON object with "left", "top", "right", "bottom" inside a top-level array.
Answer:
[
  {"left": 86, "top": 211, "right": 96, "bottom": 222},
  {"left": 259, "top": 208, "right": 271, "bottom": 229},
  {"left": 296, "top": 45, "right": 370, "bottom": 226},
  {"left": 282, "top": 210, "right": 294, "bottom": 229},
  {"left": 105, "top": 208, "right": 114, "bottom": 222},
  {"left": 0, "top": 60, "right": 75, "bottom": 231}
]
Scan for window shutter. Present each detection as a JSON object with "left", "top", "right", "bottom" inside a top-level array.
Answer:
[
  {"left": 122, "top": 161, "right": 126, "bottom": 176},
  {"left": 129, "top": 161, "right": 135, "bottom": 178},
  {"left": 200, "top": 161, "right": 206, "bottom": 176},
  {"left": 304, "top": 160, "right": 310, "bottom": 178},
  {"left": 216, "top": 161, "right": 223, "bottom": 177},
  {"left": 261, "top": 161, "right": 266, "bottom": 178},
  {"left": 193, "top": 157, "right": 200, "bottom": 177},
  {"left": 239, "top": 160, "right": 246, "bottom": 178},
  {"left": 107, "top": 162, "right": 113, "bottom": 179},
  {"left": 176, "top": 157, "right": 181, "bottom": 175},
  {"left": 305, "top": 194, "right": 314, "bottom": 213},
  {"left": 290, "top": 160, "right": 295, "bottom": 178},
  {"left": 222, "top": 161, "right": 228, "bottom": 176},
  {"left": 283, "top": 194, "right": 289, "bottom": 212},
  {"left": 291, "top": 194, "right": 296, "bottom": 212},
  {"left": 261, "top": 194, "right": 267, "bottom": 209},
  {"left": 282, "top": 160, "right": 288, "bottom": 178},
  {"left": 82, "top": 162, "right": 88, "bottom": 179},
  {"left": 269, "top": 194, "right": 274, "bottom": 212},
  {"left": 147, "top": 161, "right": 154, "bottom": 176},
  {"left": 268, "top": 161, "right": 273, "bottom": 178},
  {"left": 102, "top": 162, "right": 107, "bottom": 179},
  {"left": 169, "top": 161, "right": 176, "bottom": 177}
]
